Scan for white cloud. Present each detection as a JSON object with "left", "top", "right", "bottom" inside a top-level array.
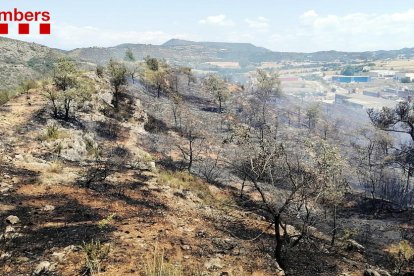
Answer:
[
  {"left": 269, "top": 9, "right": 414, "bottom": 52},
  {"left": 6, "top": 23, "right": 189, "bottom": 50},
  {"left": 302, "top": 10, "right": 318, "bottom": 19},
  {"left": 198, "top": 14, "right": 235, "bottom": 27},
  {"left": 5, "top": 8, "right": 414, "bottom": 53},
  {"left": 245, "top": 16, "right": 270, "bottom": 31}
]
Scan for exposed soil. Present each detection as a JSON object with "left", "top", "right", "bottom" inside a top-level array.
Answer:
[{"left": 0, "top": 80, "right": 412, "bottom": 276}]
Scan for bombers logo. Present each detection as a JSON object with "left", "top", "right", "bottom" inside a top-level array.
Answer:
[{"left": 0, "top": 8, "right": 51, "bottom": 35}]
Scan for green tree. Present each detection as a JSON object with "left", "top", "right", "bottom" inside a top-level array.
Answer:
[
  {"left": 144, "top": 55, "right": 159, "bottom": 71},
  {"left": 203, "top": 74, "right": 229, "bottom": 113},
  {"left": 141, "top": 58, "right": 170, "bottom": 98},
  {"left": 53, "top": 58, "right": 78, "bottom": 92},
  {"left": 51, "top": 58, "right": 85, "bottom": 120},
  {"left": 124, "top": 49, "right": 135, "bottom": 62},
  {"left": 341, "top": 66, "right": 356, "bottom": 76},
  {"left": 107, "top": 60, "right": 128, "bottom": 109},
  {"left": 47, "top": 59, "right": 94, "bottom": 120},
  {"left": 61, "top": 78, "right": 94, "bottom": 120}
]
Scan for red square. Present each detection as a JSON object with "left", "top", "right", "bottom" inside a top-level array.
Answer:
[
  {"left": 18, "top": 23, "right": 30, "bottom": 35},
  {"left": 40, "top": 23, "right": 50, "bottom": 35},
  {"left": 0, "top": 24, "right": 8, "bottom": 35}
]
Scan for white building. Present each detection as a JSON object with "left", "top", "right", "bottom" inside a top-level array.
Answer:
[
  {"left": 396, "top": 72, "right": 414, "bottom": 82},
  {"left": 369, "top": 70, "right": 396, "bottom": 78}
]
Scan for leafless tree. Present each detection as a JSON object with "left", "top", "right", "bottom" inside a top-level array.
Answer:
[
  {"left": 176, "top": 111, "right": 205, "bottom": 172},
  {"left": 229, "top": 124, "right": 344, "bottom": 265},
  {"left": 249, "top": 69, "right": 281, "bottom": 143}
]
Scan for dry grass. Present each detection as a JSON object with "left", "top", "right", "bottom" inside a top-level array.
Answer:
[
  {"left": 144, "top": 245, "right": 183, "bottom": 276},
  {"left": 97, "top": 213, "right": 116, "bottom": 230},
  {"left": 47, "top": 160, "right": 64, "bottom": 173},
  {"left": 375, "top": 59, "right": 414, "bottom": 70},
  {"left": 81, "top": 239, "right": 110, "bottom": 275},
  {"left": 158, "top": 171, "right": 217, "bottom": 205},
  {"left": 38, "top": 124, "right": 69, "bottom": 141},
  {"left": 386, "top": 240, "right": 414, "bottom": 274}
]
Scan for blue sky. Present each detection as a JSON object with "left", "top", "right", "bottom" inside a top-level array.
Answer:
[{"left": 2, "top": 0, "right": 414, "bottom": 52}]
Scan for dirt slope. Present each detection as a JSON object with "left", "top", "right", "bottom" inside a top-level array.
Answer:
[{"left": 0, "top": 84, "right": 283, "bottom": 276}]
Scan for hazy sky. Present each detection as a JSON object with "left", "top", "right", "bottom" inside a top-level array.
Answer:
[{"left": 2, "top": 0, "right": 414, "bottom": 52}]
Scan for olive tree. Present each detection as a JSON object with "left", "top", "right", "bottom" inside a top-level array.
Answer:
[
  {"left": 141, "top": 57, "right": 171, "bottom": 98},
  {"left": 144, "top": 56, "right": 159, "bottom": 71},
  {"left": 48, "top": 59, "right": 93, "bottom": 120},
  {"left": 203, "top": 74, "right": 228, "bottom": 113},
  {"left": 124, "top": 49, "right": 139, "bottom": 84},
  {"left": 107, "top": 60, "right": 128, "bottom": 109},
  {"left": 53, "top": 58, "right": 78, "bottom": 92},
  {"left": 61, "top": 79, "right": 94, "bottom": 120}
]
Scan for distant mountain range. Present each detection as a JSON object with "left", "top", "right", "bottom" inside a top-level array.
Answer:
[
  {"left": 68, "top": 38, "right": 414, "bottom": 66},
  {"left": 1, "top": 37, "right": 414, "bottom": 90}
]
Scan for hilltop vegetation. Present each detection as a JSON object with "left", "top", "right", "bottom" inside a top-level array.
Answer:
[{"left": 0, "top": 37, "right": 64, "bottom": 90}]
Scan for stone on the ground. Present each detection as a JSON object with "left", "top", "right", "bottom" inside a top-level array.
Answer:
[
  {"left": 33, "top": 261, "right": 52, "bottom": 275},
  {"left": 181, "top": 245, "right": 191, "bottom": 250},
  {"left": 51, "top": 252, "right": 66, "bottom": 263},
  {"left": 5, "top": 225, "right": 15, "bottom": 233},
  {"left": 42, "top": 205, "right": 55, "bottom": 212},
  {"left": 51, "top": 245, "right": 76, "bottom": 263},
  {"left": 204, "top": 257, "right": 224, "bottom": 270},
  {"left": 5, "top": 215, "right": 20, "bottom": 225}
]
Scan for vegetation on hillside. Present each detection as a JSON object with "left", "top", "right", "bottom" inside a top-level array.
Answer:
[{"left": 0, "top": 51, "right": 413, "bottom": 276}]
